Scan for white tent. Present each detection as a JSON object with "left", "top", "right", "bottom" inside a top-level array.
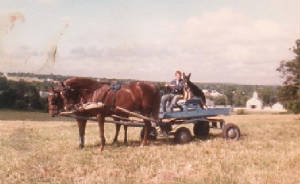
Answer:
[{"left": 246, "top": 91, "right": 263, "bottom": 109}]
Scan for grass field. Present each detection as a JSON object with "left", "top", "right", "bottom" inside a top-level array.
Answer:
[
  {"left": 0, "top": 112, "right": 299, "bottom": 184},
  {"left": 0, "top": 109, "right": 72, "bottom": 121}
]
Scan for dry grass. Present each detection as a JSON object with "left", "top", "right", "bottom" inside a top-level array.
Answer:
[
  {"left": 0, "top": 114, "right": 299, "bottom": 184},
  {"left": 0, "top": 109, "right": 71, "bottom": 121}
]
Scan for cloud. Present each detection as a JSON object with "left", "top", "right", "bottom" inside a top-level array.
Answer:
[
  {"left": 1, "top": 7, "right": 297, "bottom": 85},
  {"left": 63, "top": 8, "right": 295, "bottom": 84},
  {"left": 29, "top": 0, "right": 59, "bottom": 5},
  {"left": 171, "top": 8, "right": 296, "bottom": 84}
]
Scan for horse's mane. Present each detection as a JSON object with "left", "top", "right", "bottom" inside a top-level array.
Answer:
[{"left": 64, "top": 77, "right": 109, "bottom": 90}]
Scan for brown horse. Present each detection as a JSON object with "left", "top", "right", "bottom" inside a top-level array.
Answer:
[
  {"left": 59, "top": 78, "right": 128, "bottom": 145},
  {"left": 48, "top": 77, "right": 161, "bottom": 151}
]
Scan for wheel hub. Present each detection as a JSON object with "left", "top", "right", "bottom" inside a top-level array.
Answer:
[{"left": 228, "top": 128, "right": 237, "bottom": 138}]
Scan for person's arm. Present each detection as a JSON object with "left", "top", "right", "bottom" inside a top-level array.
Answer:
[
  {"left": 174, "top": 80, "right": 184, "bottom": 94},
  {"left": 166, "top": 80, "right": 176, "bottom": 87}
]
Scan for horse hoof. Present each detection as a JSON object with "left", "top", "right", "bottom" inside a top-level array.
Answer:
[
  {"left": 99, "top": 146, "right": 104, "bottom": 152},
  {"left": 140, "top": 141, "right": 148, "bottom": 147},
  {"left": 79, "top": 144, "right": 84, "bottom": 149}
]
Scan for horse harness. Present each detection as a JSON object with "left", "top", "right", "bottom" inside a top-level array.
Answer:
[{"left": 99, "top": 83, "right": 122, "bottom": 111}]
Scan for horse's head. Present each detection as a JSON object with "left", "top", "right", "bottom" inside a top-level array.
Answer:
[
  {"left": 48, "top": 86, "right": 64, "bottom": 117},
  {"left": 55, "top": 81, "right": 80, "bottom": 112},
  {"left": 182, "top": 72, "right": 191, "bottom": 89}
]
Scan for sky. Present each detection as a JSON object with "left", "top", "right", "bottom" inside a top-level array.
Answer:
[{"left": 0, "top": 0, "right": 299, "bottom": 85}]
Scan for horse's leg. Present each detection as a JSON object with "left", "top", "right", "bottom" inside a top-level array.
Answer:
[
  {"left": 112, "top": 124, "right": 121, "bottom": 144},
  {"left": 123, "top": 125, "right": 128, "bottom": 144},
  {"left": 141, "top": 121, "right": 150, "bottom": 147},
  {"left": 97, "top": 114, "right": 106, "bottom": 151},
  {"left": 76, "top": 119, "right": 87, "bottom": 149}
]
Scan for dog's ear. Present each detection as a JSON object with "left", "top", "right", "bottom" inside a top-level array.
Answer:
[
  {"left": 183, "top": 72, "right": 186, "bottom": 78},
  {"left": 187, "top": 73, "right": 191, "bottom": 80}
]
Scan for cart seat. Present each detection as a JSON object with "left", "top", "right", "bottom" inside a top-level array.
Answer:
[{"left": 185, "top": 98, "right": 202, "bottom": 105}]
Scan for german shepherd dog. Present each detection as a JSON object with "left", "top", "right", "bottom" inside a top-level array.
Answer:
[{"left": 182, "top": 73, "right": 207, "bottom": 109}]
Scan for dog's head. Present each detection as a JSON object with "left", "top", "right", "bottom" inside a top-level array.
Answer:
[{"left": 182, "top": 72, "right": 191, "bottom": 89}]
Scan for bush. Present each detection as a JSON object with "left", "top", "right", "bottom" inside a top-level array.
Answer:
[{"left": 236, "top": 109, "right": 246, "bottom": 115}]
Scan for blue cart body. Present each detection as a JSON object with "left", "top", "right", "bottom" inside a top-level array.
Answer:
[
  {"left": 155, "top": 100, "right": 240, "bottom": 142},
  {"left": 159, "top": 99, "right": 232, "bottom": 120},
  {"left": 160, "top": 107, "right": 232, "bottom": 119}
]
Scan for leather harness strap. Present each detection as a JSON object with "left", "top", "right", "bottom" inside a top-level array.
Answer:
[{"left": 100, "top": 88, "right": 118, "bottom": 111}]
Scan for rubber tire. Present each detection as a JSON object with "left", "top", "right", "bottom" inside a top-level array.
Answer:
[
  {"left": 193, "top": 121, "right": 210, "bottom": 139},
  {"left": 222, "top": 123, "right": 240, "bottom": 141},
  {"left": 174, "top": 127, "right": 193, "bottom": 144},
  {"left": 140, "top": 127, "right": 158, "bottom": 140}
]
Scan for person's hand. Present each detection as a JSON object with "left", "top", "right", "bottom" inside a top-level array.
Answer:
[{"left": 165, "top": 83, "right": 169, "bottom": 87}]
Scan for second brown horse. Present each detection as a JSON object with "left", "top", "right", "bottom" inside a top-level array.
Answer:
[{"left": 49, "top": 77, "right": 161, "bottom": 151}]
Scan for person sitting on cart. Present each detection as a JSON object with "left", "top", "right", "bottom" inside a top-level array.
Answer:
[{"left": 161, "top": 70, "right": 184, "bottom": 112}]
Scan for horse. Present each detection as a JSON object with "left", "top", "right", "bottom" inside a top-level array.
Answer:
[
  {"left": 48, "top": 79, "right": 127, "bottom": 147},
  {"left": 182, "top": 73, "right": 207, "bottom": 109},
  {"left": 48, "top": 77, "right": 161, "bottom": 151},
  {"left": 59, "top": 78, "right": 128, "bottom": 145}
]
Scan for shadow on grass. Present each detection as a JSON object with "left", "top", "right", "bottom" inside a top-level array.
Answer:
[
  {"left": 78, "top": 131, "right": 246, "bottom": 151},
  {"left": 82, "top": 138, "right": 175, "bottom": 150}
]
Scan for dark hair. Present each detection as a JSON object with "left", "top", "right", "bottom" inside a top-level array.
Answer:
[{"left": 175, "top": 70, "right": 181, "bottom": 76}]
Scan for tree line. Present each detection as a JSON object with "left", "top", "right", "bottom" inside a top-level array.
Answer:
[
  {"left": 0, "top": 74, "right": 280, "bottom": 112},
  {"left": 0, "top": 77, "right": 49, "bottom": 111}
]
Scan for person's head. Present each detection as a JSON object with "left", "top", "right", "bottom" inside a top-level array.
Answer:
[{"left": 174, "top": 70, "right": 182, "bottom": 80}]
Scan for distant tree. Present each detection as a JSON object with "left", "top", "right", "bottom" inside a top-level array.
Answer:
[
  {"left": 0, "top": 89, "right": 17, "bottom": 108},
  {"left": 0, "top": 77, "right": 8, "bottom": 90},
  {"left": 276, "top": 39, "right": 300, "bottom": 113},
  {"left": 214, "top": 96, "right": 226, "bottom": 105},
  {"left": 223, "top": 86, "right": 236, "bottom": 106},
  {"left": 232, "top": 89, "right": 249, "bottom": 107},
  {"left": 257, "top": 88, "right": 278, "bottom": 106}
]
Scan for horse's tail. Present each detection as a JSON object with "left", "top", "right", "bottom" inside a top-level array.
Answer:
[{"left": 151, "top": 86, "right": 161, "bottom": 121}]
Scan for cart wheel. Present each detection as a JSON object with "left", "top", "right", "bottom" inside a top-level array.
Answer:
[
  {"left": 222, "top": 123, "right": 240, "bottom": 141},
  {"left": 174, "top": 127, "right": 193, "bottom": 144},
  {"left": 140, "top": 127, "right": 158, "bottom": 140},
  {"left": 193, "top": 121, "right": 210, "bottom": 139}
]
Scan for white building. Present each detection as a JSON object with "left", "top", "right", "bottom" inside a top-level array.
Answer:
[
  {"left": 272, "top": 102, "right": 285, "bottom": 111},
  {"left": 246, "top": 91, "right": 263, "bottom": 110},
  {"left": 203, "top": 89, "right": 224, "bottom": 97},
  {"left": 210, "top": 90, "right": 224, "bottom": 97}
]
